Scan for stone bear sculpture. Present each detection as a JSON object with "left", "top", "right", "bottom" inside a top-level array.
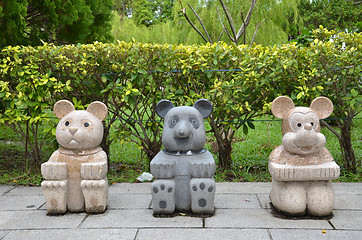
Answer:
[
  {"left": 41, "top": 100, "right": 108, "bottom": 214},
  {"left": 268, "top": 96, "right": 340, "bottom": 217},
  {"left": 150, "top": 99, "right": 216, "bottom": 215}
]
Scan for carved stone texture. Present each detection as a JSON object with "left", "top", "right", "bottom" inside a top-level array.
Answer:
[
  {"left": 268, "top": 96, "right": 340, "bottom": 217},
  {"left": 41, "top": 100, "right": 109, "bottom": 214},
  {"left": 150, "top": 99, "right": 216, "bottom": 215}
]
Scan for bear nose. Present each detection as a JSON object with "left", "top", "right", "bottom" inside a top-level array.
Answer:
[
  {"left": 177, "top": 129, "right": 190, "bottom": 138},
  {"left": 304, "top": 123, "right": 312, "bottom": 131},
  {"left": 69, "top": 127, "right": 78, "bottom": 135},
  {"left": 175, "top": 121, "right": 191, "bottom": 138}
]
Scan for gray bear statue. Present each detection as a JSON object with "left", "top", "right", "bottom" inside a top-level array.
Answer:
[{"left": 150, "top": 99, "right": 216, "bottom": 215}]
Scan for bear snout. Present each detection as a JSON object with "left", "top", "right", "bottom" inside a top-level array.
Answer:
[
  {"left": 174, "top": 121, "right": 191, "bottom": 139},
  {"left": 293, "top": 130, "right": 319, "bottom": 149},
  {"left": 304, "top": 123, "right": 313, "bottom": 131},
  {"left": 68, "top": 127, "right": 78, "bottom": 135}
]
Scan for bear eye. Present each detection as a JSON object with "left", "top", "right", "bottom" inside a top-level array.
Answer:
[
  {"left": 311, "top": 122, "right": 314, "bottom": 126},
  {"left": 189, "top": 116, "right": 200, "bottom": 129},
  {"left": 297, "top": 123, "right": 302, "bottom": 127},
  {"left": 168, "top": 115, "right": 179, "bottom": 128},
  {"left": 84, "top": 122, "right": 90, "bottom": 127},
  {"left": 65, "top": 121, "right": 70, "bottom": 126}
]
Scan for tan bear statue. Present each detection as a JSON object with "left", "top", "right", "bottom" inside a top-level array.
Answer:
[
  {"left": 268, "top": 96, "right": 340, "bottom": 217},
  {"left": 41, "top": 100, "right": 108, "bottom": 214}
]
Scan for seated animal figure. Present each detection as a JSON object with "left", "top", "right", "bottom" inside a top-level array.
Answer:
[
  {"left": 41, "top": 100, "right": 108, "bottom": 214},
  {"left": 268, "top": 96, "right": 340, "bottom": 217},
  {"left": 151, "top": 99, "right": 216, "bottom": 215}
]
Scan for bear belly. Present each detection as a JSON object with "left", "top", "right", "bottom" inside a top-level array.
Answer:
[
  {"left": 58, "top": 153, "right": 89, "bottom": 212},
  {"left": 174, "top": 156, "right": 191, "bottom": 211}
]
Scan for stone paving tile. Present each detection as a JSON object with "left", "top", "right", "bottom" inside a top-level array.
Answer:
[
  {"left": 333, "top": 183, "right": 362, "bottom": 194},
  {"left": 206, "top": 209, "right": 332, "bottom": 229},
  {"left": 109, "top": 183, "right": 151, "bottom": 194},
  {"left": 216, "top": 182, "right": 271, "bottom": 194},
  {"left": 0, "top": 210, "right": 86, "bottom": 230},
  {"left": 108, "top": 193, "right": 151, "bottom": 209},
  {"left": 80, "top": 209, "right": 202, "bottom": 229},
  {"left": 136, "top": 228, "right": 271, "bottom": 240},
  {"left": 215, "top": 193, "right": 261, "bottom": 209},
  {"left": 6, "top": 186, "right": 43, "bottom": 196},
  {"left": 0, "top": 195, "right": 45, "bottom": 211},
  {"left": 270, "top": 229, "right": 362, "bottom": 240},
  {"left": 334, "top": 194, "right": 362, "bottom": 210},
  {"left": 3, "top": 229, "right": 138, "bottom": 240},
  {"left": 329, "top": 210, "right": 362, "bottom": 230},
  {"left": 0, "top": 230, "right": 9, "bottom": 239},
  {"left": 0, "top": 185, "right": 14, "bottom": 196},
  {"left": 257, "top": 193, "right": 271, "bottom": 209}
]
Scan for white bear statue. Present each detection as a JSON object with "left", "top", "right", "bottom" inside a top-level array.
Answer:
[
  {"left": 41, "top": 100, "right": 108, "bottom": 214},
  {"left": 268, "top": 96, "right": 340, "bottom": 217}
]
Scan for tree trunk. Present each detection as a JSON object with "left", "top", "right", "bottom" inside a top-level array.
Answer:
[
  {"left": 218, "top": 139, "right": 233, "bottom": 169},
  {"left": 145, "top": 141, "right": 162, "bottom": 161},
  {"left": 340, "top": 119, "right": 356, "bottom": 172},
  {"left": 322, "top": 118, "right": 357, "bottom": 172},
  {"left": 209, "top": 117, "right": 234, "bottom": 170},
  {"left": 101, "top": 123, "right": 112, "bottom": 170}
]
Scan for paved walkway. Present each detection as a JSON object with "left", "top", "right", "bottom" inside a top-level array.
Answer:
[{"left": 0, "top": 182, "right": 361, "bottom": 240}]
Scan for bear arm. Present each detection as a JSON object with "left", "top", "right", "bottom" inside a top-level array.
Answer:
[
  {"left": 150, "top": 155, "right": 176, "bottom": 179},
  {"left": 269, "top": 161, "right": 340, "bottom": 181},
  {"left": 189, "top": 155, "right": 216, "bottom": 178},
  {"left": 41, "top": 151, "right": 68, "bottom": 180},
  {"left": 81, "top": 151, "right": 108, "bottom": 180}
]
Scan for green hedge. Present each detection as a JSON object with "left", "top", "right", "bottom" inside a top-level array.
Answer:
[{"left": 0, "top": 27, "right": 361, "bottom": 170}]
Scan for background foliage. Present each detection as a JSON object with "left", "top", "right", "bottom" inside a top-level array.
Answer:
[
  {"left": 0, "top": 0, "right": 113, "bottom": 48},
  {"left": 0, "top": 28, "right": 360, "bottom": 173},
  {"left": 299, "top": 0, "right": 361, "bottom": 32},
  {"left": 112, "top": 0, "right": 302, "bottom": 46}
]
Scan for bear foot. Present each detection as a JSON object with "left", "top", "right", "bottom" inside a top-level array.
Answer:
[
  {"left": 41, "top": 180, "right": 68, "bottom": 214},
  {"left": 307, "top": 180, "right": 335, "bottom": 217},
  {"left": 81, "top": 179, "right": 108, "bottom": 214},
  {"left": 190, "top": 178, "right": 215, "bottom": 214},
  {"left": 151, "top": 180, "right": 175, "bottom": 214}
]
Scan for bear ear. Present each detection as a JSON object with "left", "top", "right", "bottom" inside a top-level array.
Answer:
[
  {"left": 86, "top": 101, "right": 108, "bottom": 121},
  {"left": 54, "top": 100, "right": 75, "bottom": 119},
  {"left": 310, "top": 97, "right": 333, "bottom": 119},
  {"left": 156, "top": 100, "right": 175, "bottom": 119},
  {"left": 271, "top": 96, "right": 295, "bottom": 119},
  {"left": 193, "top": 99, "right": 213, "bottom": 119}
]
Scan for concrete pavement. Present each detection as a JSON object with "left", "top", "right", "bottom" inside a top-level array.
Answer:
[{"left": 0, "top": 182, "right": 361, "bottom": 240}]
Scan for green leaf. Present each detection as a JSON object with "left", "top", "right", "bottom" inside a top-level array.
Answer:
[
  {"left": 243, "top": 124, "right": 248, "bottom": 135},
  {"left": 351, "top": 89, "right": 358, "bottom": 97},
  {"left": 247, "top": 120, "right": 255, "bottom": 130},
  {"left": 101, "top": 75, "right": 108, "bottom": 83}
]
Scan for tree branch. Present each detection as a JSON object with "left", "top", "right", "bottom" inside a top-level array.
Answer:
[
  {"left": 187, "top": 4, "right": 212, "bottom": 43},
  {"left": 180, "top": 7, "right": 210, "bottom": 43},
  {"left": 236, "top": 0, "right": 257, "bottom": 41},
  {"left": 320, "top": 119, "right": 342, "bottom": 141},
  {"left": 217, "top": 7, "right": 235, "bottom": 43},
  {"left": 250, "top": 22, "right": 261, "bottom": 46},
  {"left": 217, "top": 29, "right": 225, "bottom": 42},
  {"left": 218, "top": 0, "right": 237, "bottom": 40}
]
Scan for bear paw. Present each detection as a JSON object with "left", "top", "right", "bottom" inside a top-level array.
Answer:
[
  {"left": 190, "top": 178, "right": 215, "bottom": 214},
  {"left": 151, "top": 180, "right": 175, "bottom": 214},
  {"left": 41, "top": 180, "right": 67, "bottom": 214},
  {"left": 81, "top": 179, "right": 108, "bottom": 214}
]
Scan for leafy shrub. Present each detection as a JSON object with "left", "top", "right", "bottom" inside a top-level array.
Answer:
[{"left": 0, "top": 27, "right": 360, "bottom": 171}]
